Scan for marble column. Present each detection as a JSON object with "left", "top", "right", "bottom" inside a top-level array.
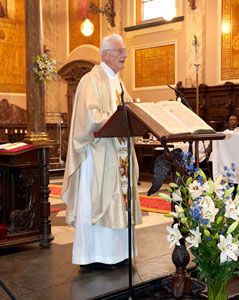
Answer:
[{"left": 24, "top": 0, "right": 51, "bottom": 144}]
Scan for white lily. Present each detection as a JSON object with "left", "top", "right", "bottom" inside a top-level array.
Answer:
[
  {"left": 224, "top": 200, "right": 239, "bottom": 221},
  {"left": 203, "top": 178, "right": 226, "bottom": 199},
  {"left": 172, "top": 189, "right": 182, "bottom": 202},
  {"left": 214, "top": 175, "right": 226, "bottom": 191},
  {"left": 201, "top": 200, "right": 219, "bottom": 227},
  {"left": 198, "top": 195, "right": 212, "bottom": 207},
  {"left": 170, "top": 204, "right": 185, "bottom": 218},
  {"left": 234, "top": 240, "right": 239, "bottom": 257},
  {"left": 186, "top": 226, "right": 201, "bottom": 249},
  {"left": 166, "top": 223, "right": 182, "bottom": 248},
  {"left": 217, "top": 234, "right": 238, "bottom": 263},
  {"left": 202, "top": 181, "right": 210, "bottom": 194},
  {"left": 188, "top": 181, "right": 204, "bottom": 199},
  {"left": 234, "top": 194, "right": 239, "bottom": 208}
]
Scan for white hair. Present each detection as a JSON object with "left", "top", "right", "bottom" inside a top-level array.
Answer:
[{"left": 99, "top": 34, "right": 123, "bottom": 57}]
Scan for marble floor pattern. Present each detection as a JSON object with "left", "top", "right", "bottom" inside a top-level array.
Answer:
[{"left": 0, "top": 179, "right": 201, "bottom": 299}]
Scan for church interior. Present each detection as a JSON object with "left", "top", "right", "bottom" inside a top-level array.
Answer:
[{"left": 1, "top": 0, "right": 239, "bottom": 299}]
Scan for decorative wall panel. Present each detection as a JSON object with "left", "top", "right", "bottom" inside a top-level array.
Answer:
[
  {"left": 134, "top": 44, "right": 175, "bottom": 88},
  {"left": 221, "top": 0, "right": 239, "bottom": 80}
]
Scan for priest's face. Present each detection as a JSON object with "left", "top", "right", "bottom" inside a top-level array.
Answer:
[{"left": 103, "top": 39, "right": 128, "bottom": 73}]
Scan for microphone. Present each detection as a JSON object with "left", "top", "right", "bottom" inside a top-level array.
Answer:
[
  {"left": 168, "top": 85, "right": 192, "bottom": 110},
  {"left": 120, "top": 82, "right": 124, "bottom": 103},
  {"left": 117, "top": 82, "right": 125, "bottom": 111}
]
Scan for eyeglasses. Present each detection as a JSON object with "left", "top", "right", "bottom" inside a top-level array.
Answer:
[{"left": 106, "top": 48, "right": 129, "bottom": 55}]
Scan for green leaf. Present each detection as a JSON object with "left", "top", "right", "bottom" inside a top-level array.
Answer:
[
  {"left": 224, "top": 186, "right": 235, "bottom": 199},
  {"left": 180, "top": 217, "right": 187, "bottom": 224},
  {"left": 169, "top": 183, "right": 178, "bottom": 188},
  {"left": 227, "top": 221, "right": 238, "bottom": 235},
  {"left": 164, "top": 214, "right": 173, "bottom": 218},
  {"left": 158, "top": 193, "right": 172, "bottom": 201},
  {"left": 233, "top": 271, "right": 239, "bottom": 276},
  {"left": 199, "top": 168, "right": 207, "bottom": 181},
  {"left": 186, "top": 177, "right": 193, "bottom": 186},
  {"left": 204, "top": 229, "right": 211, "bottom": 237},
  {"left": 167, "top": 188, "right": 173, "bottom": 193},
  {"left": 209, "top": 180, "right": 214, "bottom": 193},
  {"left": 176, "top": 171, "right": 180, "bottom": 177},
  {"left": 217, "top": 216, "right": 223, "bottom": 224}
]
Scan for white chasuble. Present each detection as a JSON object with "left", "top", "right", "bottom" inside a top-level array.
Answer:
[{"left": 72, "top": 63, "right": 135, "bottom": 265}]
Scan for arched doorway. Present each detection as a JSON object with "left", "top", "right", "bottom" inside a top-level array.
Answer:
[{"left": 58, "top": 44, "right": 100, "bottom": 128}]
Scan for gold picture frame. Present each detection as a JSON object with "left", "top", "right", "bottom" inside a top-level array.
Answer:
[
  {"left": 134, "top": 43, "right": 175, "bottom": 90},
  {"left": 0, "top": 0, "right": 7, "bottom": 18},
  {"left": 221, "top": 0, "right": 239, "bottom": 80}
]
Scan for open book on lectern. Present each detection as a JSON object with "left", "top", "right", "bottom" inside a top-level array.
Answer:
[{"left": 94, "top": 100, "right": 220, "bottom": 141}]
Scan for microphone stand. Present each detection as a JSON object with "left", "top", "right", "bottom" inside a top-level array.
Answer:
[
  {"left": 167, "top": 85, "right": 192, "bottom": 110},
  {"left": 119, "top": 82, "right": 133, "bottom": 300},
  {"left": 0, "top": 279, "right": 17, "bottom": 300}
]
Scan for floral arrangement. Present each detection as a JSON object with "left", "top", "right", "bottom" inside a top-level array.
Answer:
[
  {"left": 32, "top": 52, "right": 57, "bottom": 84},
  {"left": 160, "top": 153, "right": 239, "bottom": 299}
]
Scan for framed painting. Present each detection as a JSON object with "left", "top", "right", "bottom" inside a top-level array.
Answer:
[
  {"left": 221, "top": 0, "right": 239, "bottom": 80},
  {"left": 133, "top": 42, "right": 176, "bottom": 90}
]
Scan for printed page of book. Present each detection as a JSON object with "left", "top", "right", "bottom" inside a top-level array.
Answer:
[
  {"left": 157, "top": 101, "right": 215, "bottom": 134},
  {"left": 0, "top": 142, "right": 27, "bottom": 150},
  {"left": 134, "top": 102, "right": 191, "bottom": 135},
  {"left": 134, "top": 101, "right": 215, "bottom": 135}
]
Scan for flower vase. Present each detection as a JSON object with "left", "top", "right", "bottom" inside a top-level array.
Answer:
[{"left": 207, "top": 281, "right": 228, "bottom": 300}]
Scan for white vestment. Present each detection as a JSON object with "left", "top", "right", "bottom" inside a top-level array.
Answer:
[
  {"left": 69, "top": 62, "right": 141, "bottom": 265},
  {"left": 72, "top": 145, "right": 130, "bottom": 265}
]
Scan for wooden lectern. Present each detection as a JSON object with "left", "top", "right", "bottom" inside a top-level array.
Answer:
[
  {"left": 95, "top": 102, "right": 225, "bottom": 299},
  {"left": 94, "top": 102, "right": 225, "bottom": 143}
]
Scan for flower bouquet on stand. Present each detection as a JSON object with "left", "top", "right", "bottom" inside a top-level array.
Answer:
[
  {"left": 32, "top": 52, "right": 57, "bottom": 84},
  {"left": 160, "top": 155, "right": 239, "bottom": 300}
]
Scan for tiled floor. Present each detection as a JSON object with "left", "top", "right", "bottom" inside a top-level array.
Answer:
[{"left": 1, "top": 178, "right": 239, "bottom": 299}]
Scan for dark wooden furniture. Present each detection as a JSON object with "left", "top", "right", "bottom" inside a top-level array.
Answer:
[
  {"left": 57, "top": 60, "right": 94, "bottom": 129},
  {"left": 0, "top": 146, "right": 53, "bottom": 248},
  {"left": 177, "top": 82, "right": 239, "bottom": 131},
  {"left": 0, "top": 98, "right": 68, "bottom": 166}
]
